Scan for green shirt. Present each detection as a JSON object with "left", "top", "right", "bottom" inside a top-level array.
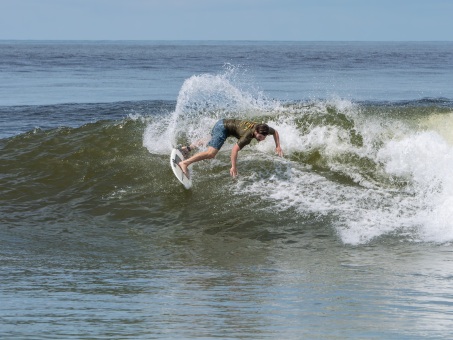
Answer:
[{"left": 223, "top": 119, "right": 275, "bottom": 149}]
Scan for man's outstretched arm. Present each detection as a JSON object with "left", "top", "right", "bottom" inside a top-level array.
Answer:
[
  {"left": 273, "top": 130, "right": 283, "bottom": 157},
  {"left": 230, "top": 144, "right": 240, "bottom": 177}
]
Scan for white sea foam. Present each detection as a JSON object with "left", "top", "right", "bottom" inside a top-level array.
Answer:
[{"left": 377, "top": 131, "right": 453, "bottom": 243}]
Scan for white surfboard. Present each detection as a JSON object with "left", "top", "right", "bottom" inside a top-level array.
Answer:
[{"left": 170, "top": 148, "right": 192, "bottom": 189}]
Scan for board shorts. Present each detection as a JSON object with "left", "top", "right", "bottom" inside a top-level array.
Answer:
[{"left": 207, "top": 119, "right": 228, "bottom": 150}]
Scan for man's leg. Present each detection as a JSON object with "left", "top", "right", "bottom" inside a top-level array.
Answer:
[{"left": 179, "top": 147, "right": 218, "bottom": 175}]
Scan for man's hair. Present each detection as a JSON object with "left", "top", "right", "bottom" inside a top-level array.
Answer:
[{"left": 255, "top": 123, "right": 270, "bottom": 136}]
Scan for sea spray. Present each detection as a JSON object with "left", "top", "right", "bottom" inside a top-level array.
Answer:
[{"left": 143, "top": 66, "right": 281, "bottom": 155}]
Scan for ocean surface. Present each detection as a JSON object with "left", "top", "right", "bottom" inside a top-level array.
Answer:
[{"left": 1, "top": 41, "right": 453, "bottom": 339}]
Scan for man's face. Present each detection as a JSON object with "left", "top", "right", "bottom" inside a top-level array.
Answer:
[{"left": 254, "top": 131, "right": 267, "bottom": 141}]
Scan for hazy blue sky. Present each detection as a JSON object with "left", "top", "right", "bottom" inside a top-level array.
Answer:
[{"left": 1, "top": 0, "right": 452, "bottom": 41}]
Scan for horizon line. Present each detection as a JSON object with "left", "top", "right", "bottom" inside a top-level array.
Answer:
[{"left": 1, "top": 39, "right": 452, "bottom": 43}]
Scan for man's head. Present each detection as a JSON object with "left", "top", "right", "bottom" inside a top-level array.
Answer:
[{"left": 254, "top": 123, "right": 270, "bottom": 141}]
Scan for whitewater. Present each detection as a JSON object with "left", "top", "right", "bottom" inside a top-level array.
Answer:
[{"left": 142, "top": 68, "right": 453, "bottom": 245}]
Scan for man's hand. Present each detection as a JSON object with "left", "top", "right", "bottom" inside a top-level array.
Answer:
[
  {"left": 230, "top": 166, "right": 238, "bottom": 178},
  {"left": 275, "top": 146, "right": 284, "bottom": 157}
]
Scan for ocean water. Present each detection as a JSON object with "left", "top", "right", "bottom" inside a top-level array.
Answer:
[{"left": 1, "top": 41, "right": 453, "bottom": 339}]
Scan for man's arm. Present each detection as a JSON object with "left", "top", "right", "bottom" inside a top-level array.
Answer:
[
  {"left": 273, "top": 130, "right": 284, "bottom": 157},
  {"left": 230, "top": 143, "right": 240, "bottom": 177}
]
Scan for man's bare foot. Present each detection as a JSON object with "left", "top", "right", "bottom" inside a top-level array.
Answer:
[{"left": 178, "top": 161, "right": 190, "bottom": 178}]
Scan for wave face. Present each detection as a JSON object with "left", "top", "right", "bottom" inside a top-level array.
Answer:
[
  {"left": 4, "top": 69, "right": 451, "bottom": 246},
  {"left": 0, "top": 61, "right": 452, "bottom": 246}
]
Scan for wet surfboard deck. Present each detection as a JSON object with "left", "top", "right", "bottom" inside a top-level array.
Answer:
[{"left": 170, "top": 148, "right": 192, "bottom": 189}]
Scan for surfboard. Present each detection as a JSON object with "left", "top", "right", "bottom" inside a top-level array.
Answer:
[{"left": 170, "top": 148, "right": 192, "bottom": 189}]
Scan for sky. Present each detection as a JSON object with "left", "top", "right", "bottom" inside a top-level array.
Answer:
[{"left": 1, "top": 0, "right": 452, "bottom": 41}]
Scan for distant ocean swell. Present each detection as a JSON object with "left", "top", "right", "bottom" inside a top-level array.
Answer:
[{"left": 2, "top": 71, "right": 453, "bottom": 246}]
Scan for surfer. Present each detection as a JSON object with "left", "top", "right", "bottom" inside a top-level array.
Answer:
[{"left": 178, "top": 119, "right": 283, "bottom": 178}]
